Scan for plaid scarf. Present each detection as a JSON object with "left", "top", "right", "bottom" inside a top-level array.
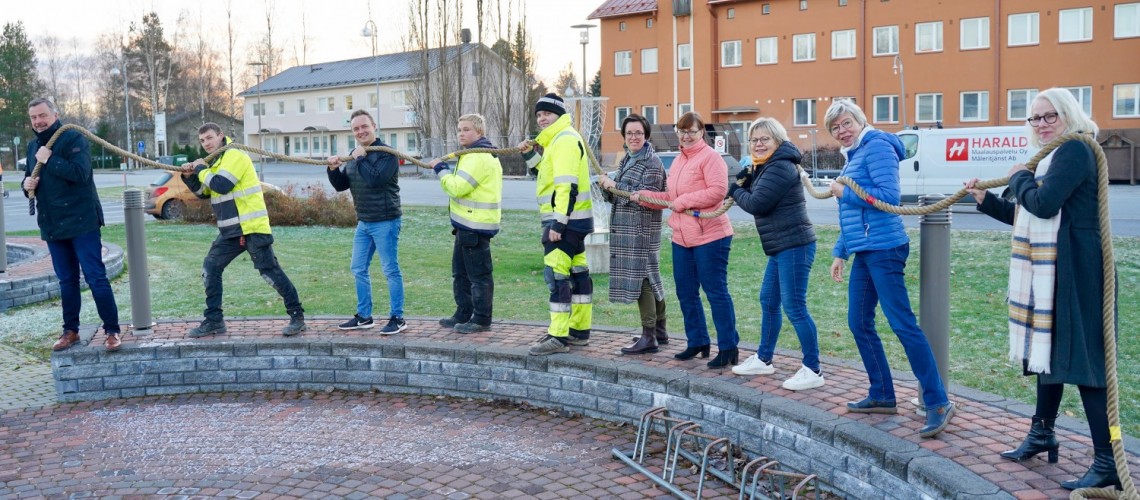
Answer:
[{"left": 1007, "top": 150, "right": 1060, "bottom": 374}]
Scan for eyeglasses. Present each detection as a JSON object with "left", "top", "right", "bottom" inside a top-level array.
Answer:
[
  {"left": 748, "top": 136, "right": 774, "bottom": 146},
  {"left": 1026, "top": 112, "right": 1060, "bottom": 126},
  {"left": 829, "top": 119, "right": 858, "bottom": 136},
  {"left": 624, "top": 131, "right": 646, "bottom": 138},
  {"left": 676, "top": 128, "right": 703, "bottom": 137}
]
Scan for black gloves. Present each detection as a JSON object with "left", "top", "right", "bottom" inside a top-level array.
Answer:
[
  {"left": 433, "top": 161, "right": 449, "bottom": 175},
  {"left": 727, "top": 182, "right": 742, "bottom": 199}
]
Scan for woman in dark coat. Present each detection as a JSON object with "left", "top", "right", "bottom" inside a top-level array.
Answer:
[
  {"left": 726, "top": 117, "right": 823, "bottom": 392},
  {"left": 966, "top": 87, "right": 1118, "bottom": 491},
  {"left": 597, "top": 114, "right": 668, "bottom": 354}
]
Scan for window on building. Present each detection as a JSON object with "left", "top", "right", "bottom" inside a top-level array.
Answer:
[
  {"left": 344, "top": 95, "right": 354, "bottom": 110},
  {"left": 297, "top": 99, "right": 306, "bottom": 114},
  {"left": 619, "top": 21, "right": 626, "bottom": 32},
  {"left": 347, "top": 136, "right": 356, "bottom": 150},
  {"left": 756, "top": 37, "right": 778, "bottom": 64},
  {"left": 1117, "top": 3, "right": 1140, "bottom": 38},
  {"left": 1008, "top": 89, "right": 1038, "bottom": 120},
  {"left": 916, "top": 21, "right": 943, "bottom": 52},
  {"left": 1114, "top": 84, "right": 1140, "bottom": 118},
  {"left": 727, "top": 8, "right": 735, "bottom": 19},
  {"left": 833, "top": 96, "right": 856, "bottom": 104},
  {"left": 916, "top": 93, "right": 943, "bottom": 123},
  {"left": 407, "top": 132, "right": 418, "bottom": 152},
  {"left": 721, "top": 40, "right": 742, "bottom": 67},
  {"left": 252, "top": 102, "right": 266, "bottom": 116},
  {"left": 794, "top": 99, "right": 817, "bottom": 126},
  {"left": 615, "top": 51, "right": 633, "bottom": 75},
  {"left": 388, "top": 133, "right": 397, "bottom": 146},
  {"left": 641, "top": 48, "right": 658, "bottom": 73},
  {"left": 369, "top": 93, "right": 378, "bottom": 108},
  {"left": 1060, "top": 7, "right": 1093, "bottom": 43},
  {"left": 647, "top": 18, "right": 654, "bottom": 28},
  {"left": 678, "top": 103, "right": 693, "bottom": 116},
  {"left": 763, "top": 4, "right": 770, "bottom": 15},
  {"left": 729, "top": 121, "right": 750, "bottom": 143},
  {"left": 277, "top": 101, "right": 285, "bottom": 115},
  {"left": 873, "top": 25, "right": 899, "bottom": 55},
  {"left": 832, "top": 29, "right": 856, "bottom": 59},
  {"left": 615, "top": 107, "right": 632, "bottom": 130},
  {"left": 793, "top": 33, "right": 816, "bottom": 62},
  {"left": 1009, "top": 12, "right": 1039, "bottom": 46},
  {"left": 839, "top": 0, "right": 847, "bottom": 5},
  {"left": 300, "top": 136, "right": 309, "bottom": 154},
  {"left": 642, "top": 105, "right": 658, "bottom": 124},
  {"left": 960, "top": 91, "right": 989, "bottom": 122},
  {"left": 677, "top": 43, "right": 692, "bottom": 70},
  {"left": 1064, "top": 86, "right": 1093, "bottom": 117},
  {"left": 961, "top": 17, "right": 990, "bottom": 50},
  {"left": 874, "top": 95, "right": 899, "bottom": 123},
  {"left": 318, "top": 97, "right": 334, "bottom": 113},
  {"left": 392, "top": 89, "right": 413, "bottom": 108},
  {"left": 800, "top": 0, "right": 808, "bottom": 10}
]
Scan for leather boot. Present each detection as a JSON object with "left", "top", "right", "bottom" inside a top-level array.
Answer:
[
  {"left": 1000, "top": 416, "right": 1058, "bottom": 463},
  {"left": 654, "top": 318, "right": 669, "bottom": 345},
  {"left": 1061, "top": 446, "right": 1123, "bottom": 491},
  {"left": 622, "top": 327, "right": 659, "bottom": 355}
]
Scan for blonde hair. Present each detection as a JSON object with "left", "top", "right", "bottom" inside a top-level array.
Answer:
[
  {"left": 823, "top": 99, "right": 867, "bottom": 131},
  {"left": 748, "top": 117, "right": 789, "bottom": 145},
  {"left": 1029, "top": 88, "right": 1099, "bottom": 148},
  {"left": 458, "top": 113, "right": 486, "bottom": 135}
]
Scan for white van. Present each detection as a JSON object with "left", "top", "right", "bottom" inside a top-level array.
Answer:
[{"left": 895, "top": 126, "right": 1038, "bottom": 203}]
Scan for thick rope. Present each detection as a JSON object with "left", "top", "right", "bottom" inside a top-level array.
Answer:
[{"left": 584, "top": 145, "right": 740, "bottom": 218}]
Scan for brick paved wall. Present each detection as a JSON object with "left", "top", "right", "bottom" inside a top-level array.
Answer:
[
  {"left": 0, "top": 240, "right": 124, "bottom": 312},
  {"left": 51, "top": 338, "right": 1010, "bottom": 500}
]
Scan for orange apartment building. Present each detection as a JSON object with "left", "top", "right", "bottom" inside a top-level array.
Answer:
[{"left": 587, "top": 0, "right": 1140, "bottom": 157}]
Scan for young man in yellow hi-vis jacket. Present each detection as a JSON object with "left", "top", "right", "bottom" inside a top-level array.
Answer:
[
  {"left": 517, "top": 93, "right": 594, "bottom": 355},
  {"left": 427, "top": 114, "right": 503, "bottom": 334},
  {"left": 181, "top": 122, "right": 306, "bottom": 337}
]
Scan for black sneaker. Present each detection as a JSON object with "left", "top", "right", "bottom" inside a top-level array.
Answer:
[
  {"left": 454, "top": 322, "right": 491, "bottom": 334},
  {"left": 339, "top": 314, "right": 375, "bottom": 330},
  {"left": 188, "top": 320, "right": 227, "bottom": 338},
  {"left": 380, "top": 316, "right": 407, "bottom": 335}
]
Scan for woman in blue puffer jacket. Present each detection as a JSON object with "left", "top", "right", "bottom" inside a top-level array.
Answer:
[{"left": 824, "top": 99, "right": 954, "bottom": 439}]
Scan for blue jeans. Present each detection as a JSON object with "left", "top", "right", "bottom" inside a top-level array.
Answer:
[
  {"left": 848, "top": 243, "right": 948, "bottom": 408},
  {"left": 672, "top": 236, "right": 738, "bottom": 351},
  {"left": 351, "top": 218, "right": 404, "bottom": 318},
  {"left": 756, "top": 242, "right": 820, "bottom": 372},
  {"left": 46, "top": 229, "right": 120, "bottom": 334}
]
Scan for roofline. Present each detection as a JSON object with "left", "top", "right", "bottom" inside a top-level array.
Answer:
[
  {"left": 588, "top": 5, "right": 657, "bottom": 20},
  {"left": 238, "top": 77, "right": 418, "bottom": 98}
]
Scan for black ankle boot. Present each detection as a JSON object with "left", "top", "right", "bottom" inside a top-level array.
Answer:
[
  {"left": 674, "top": 344, "right": 710, "bottom": 360},
  {"left": 621, "top": 327, "right": 659, "bottom": 355},
  {"left": 654, "top": 318, "right": 669, "bottom": 345},
  {"left": 1000, "top": 415, "right": 1058, "bottom": 463},
  {"left": 707, "top": 348, "right": 739, "bottom": 368},
  {"left": 1061, "top": 446, "right": 1123, "bottom": 491}
]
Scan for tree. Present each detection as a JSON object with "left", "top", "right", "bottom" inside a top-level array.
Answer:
[
  {"left": 0, "top": 21, "right": 45, "bottom": 142},
  {"left": 552, "top": 64, "right": 579, "bottom": 98},
  {"left": 125, "top": 11, "right": 183, "bottom": 156},
  {"left": 589, "top": 69, "right": 601, "bottom": 97},
  {"left": 37, "top": 35, "right": 69, "bottom": 112}
]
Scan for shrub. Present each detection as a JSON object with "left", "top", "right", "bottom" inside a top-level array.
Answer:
[
  {"left": 180, "top": 183, "right": 357, "bottom": 227},
  {"left": 801, "top": 145, "right": 846, "bottom": 176}
]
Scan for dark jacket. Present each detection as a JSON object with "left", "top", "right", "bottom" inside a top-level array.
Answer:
[
  {"left": 731, "top": 141, "right": 816, "bottom": 256},
  {"left": 328, "top": 138, "right": 401, "bottom": 221},
  {"left": 977, "top": 138, "right": 1109, "bottom": 387},
  {"left": 22, "top": 120, "right": 104, "bottom": 241},
  {"left": 832, "top": 128, "right": 910, "bottom": 260}
]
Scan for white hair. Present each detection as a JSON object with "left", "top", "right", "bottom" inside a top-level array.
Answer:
[
  {"left": 824, "top": 99, "right": 867, "bottom": 131},
  {"left": 1029, "top": 88, "right": 1099, "bottom": 148}
]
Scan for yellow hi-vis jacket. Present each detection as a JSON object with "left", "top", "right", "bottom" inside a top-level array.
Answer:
[
  {"left": 437, "top": 137, "right": 503, "bottom": 235},
  {"left": 525, "top": 114, "right": 594, "bottom": 235},
  {"left": 186, "top": 137, "right": 271, "bottom": 239}
]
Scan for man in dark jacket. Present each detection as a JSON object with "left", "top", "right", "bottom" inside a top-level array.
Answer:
[
  {"left": 21, "top": 97, "right": 121, "bottom": 352},
  {"left": 326, "top": 109, "right": 406, "bottom": 334}
]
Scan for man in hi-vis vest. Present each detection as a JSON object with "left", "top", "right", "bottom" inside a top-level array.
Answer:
[
  {"left": 181, "top": 122, "right": 306, "bottom": 337},
  {"left": 517, "top": 93, "right": 594, "bottom": 356}
]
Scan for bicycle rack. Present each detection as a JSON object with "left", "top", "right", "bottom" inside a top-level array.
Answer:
[{"left": 612, "top": 407, "right": 825, "bottom": 500}]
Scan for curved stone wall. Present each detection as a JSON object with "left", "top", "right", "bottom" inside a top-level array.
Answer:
[{"left": 0, "top": 240, "right": 125, "bottom": 312}]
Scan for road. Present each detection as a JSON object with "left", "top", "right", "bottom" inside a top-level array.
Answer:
[{"left": 5, "top": 163, "right": 1140, "bottom": 236}]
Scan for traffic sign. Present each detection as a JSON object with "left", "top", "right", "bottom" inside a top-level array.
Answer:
[{"left": 137, "top": 141, "right": 145, "bottom": 154}]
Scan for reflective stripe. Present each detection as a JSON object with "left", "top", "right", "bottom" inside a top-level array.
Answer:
[
  {"left": 568, "top": 209, "right": 592, "bottom": 220},
  {"left": 571, "top": 294, "right": 592, "bottom": 304},
  {"left": 450, "top": 213, "right": 500, "bottom": 231},
  {"left": 549, "top": 302, "right": 572, "bottom": 313},
  {"left": 434, "top": 167, "right": 452, "bottom": 179},
  {"left": 203, "top": 169, "right": 240, "bottom": 186},
  {"left": 210, "top": 184, "right": 264, "bottom": 204},
  {"left": 553, "top": 130, "right": 578, "bottom": 143},
  {"left": 456, "top": 170, "right": 479, "bottom": 187},
  {"left": 571, "top": 266, "right": 590, "bottom": 274},
  {"left": 216, "top": 209, "right": 269, "bottom": 228},
  {"left": 554, "top": 175, "right": 578, "bottom": 184},
  {"left": 575, "top": 191, "right": 592, "bottom": 203},
  {"left": 452, "top": 197, "right": 501, "bottom": 210},
  {"left": 537, "top": 195, "right": 548, "bottom": 205},
  {"left": 192, "top": 185, "right": 207, "bottom": 196}
]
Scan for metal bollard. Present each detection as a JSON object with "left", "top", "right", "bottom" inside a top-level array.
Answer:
[
  {"left": 919, "top": 194, "right": 952, "bottom": 389},
  {"left": 0, "top": 185, "right": 7, "bottom": 273},
  {"left": 122, "top": 189, "right": 154, "bottom": 334}
]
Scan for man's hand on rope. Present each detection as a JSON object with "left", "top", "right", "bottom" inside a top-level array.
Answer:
[
  {"left": 830, "top": 258, "right": 846, "bottom": 283},
  {"left": 516, "top": 139, "right": 535, "bottom": 154},
  {"left": 327, "top": 156, "right": 344, "bottom": 170},
  {"left": 180, "top": 160, "right": 206, "bottom": 178},
  {"left": 35, "top": 146, "right": 52, "bottom": 164},
  {"left": 22, "top": 176, "right": 39, "bottom": 192},
  {"left": 350, "top": 146, "right": 367, "bottom": 159}
]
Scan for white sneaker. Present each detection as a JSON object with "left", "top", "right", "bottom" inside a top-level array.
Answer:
[
  {"left": 782, "top": 365, "right": 825, "bottom": 391},
  {"left": 732, "top": 354, "right": 776, "bottom": 375}
]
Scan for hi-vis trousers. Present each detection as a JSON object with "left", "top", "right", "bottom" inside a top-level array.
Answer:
[{"left": 541, "top": 224, "right": 592, "bottom": 340}]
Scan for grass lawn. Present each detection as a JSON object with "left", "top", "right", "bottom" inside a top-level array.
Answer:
[{"left": 2, "top": 206, "right": 1137, "bottom": 435}]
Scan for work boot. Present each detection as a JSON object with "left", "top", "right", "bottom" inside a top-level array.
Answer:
[
  {"left": 454, "top": 322, "right": 491, "bottom": 334},
  {"left": 1061, "top": 446, "right": 1123, "bottom": 491},
  {"left": 528, "top": 335, "right": 570, "bottom": 356},
  {"left": 282, "top": 311, "right": 306, "bottom": 336},
  {"left": 621, "top": 326, "right": 659, "bottom": 355},
  {"left": 567, "top": 328, "right": 589, "bottom": 346},
  {"left": 188, "top": 320, "right": 227, "bottom": 338},
  {"left": 52, "top": 329, "right": 81, "bottom": 351},
  {"left": 1000, "top": 415, "right": 1058, "bottom": 463},
  {"left": 439, "top": 314, "right": 470, "bottom": 328}
]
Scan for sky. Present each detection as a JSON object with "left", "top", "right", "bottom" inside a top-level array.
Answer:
[{"left": 6, "top": 0, "right": 603, "bottom": 86}]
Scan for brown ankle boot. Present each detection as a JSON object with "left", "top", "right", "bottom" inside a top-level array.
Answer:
[
  {"left": 654, "top": 318, "right": 669, "bottom": 345},
  {"left": 622, "top": 327, "right": 659, "bottom": 355}
]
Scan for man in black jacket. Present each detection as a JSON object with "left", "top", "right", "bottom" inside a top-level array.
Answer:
[
  {"left": 325, "top": 110, "right": 406, "bottom": 334},
  {"left": 22, "top": 97, "right": 122, "bottom": 352}
]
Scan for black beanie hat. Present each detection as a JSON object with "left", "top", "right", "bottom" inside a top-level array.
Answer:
[{"left": 535, "top": 93, "right": 567, "bottom": 117}]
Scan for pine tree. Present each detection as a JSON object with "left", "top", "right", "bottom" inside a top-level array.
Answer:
[{"left": 0, "top": 22, "right": 46, "bottom": 143}]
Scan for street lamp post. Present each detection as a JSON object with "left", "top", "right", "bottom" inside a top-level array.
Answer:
[
  {"left": 571, "top": 24, "right": 596, "bottom": 96},
  {"left": 110, "top": 60, "right": 132, "bottom": 169},
  {"left": 893, "top": 55, "right": 907, "bottom": 130},
  {"left": 249, "top": 61, "right": 266, "bottom": 181},
  {"left": 361, "top": 20, "right": 381, "bottom": 123}
]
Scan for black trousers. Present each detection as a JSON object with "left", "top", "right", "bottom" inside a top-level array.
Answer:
[
  {"left": 452, "top": 229, "right": 495, "bottom": 326},
  {"left": 202, "top": 233, "right": 303, "bottom": 322}
]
